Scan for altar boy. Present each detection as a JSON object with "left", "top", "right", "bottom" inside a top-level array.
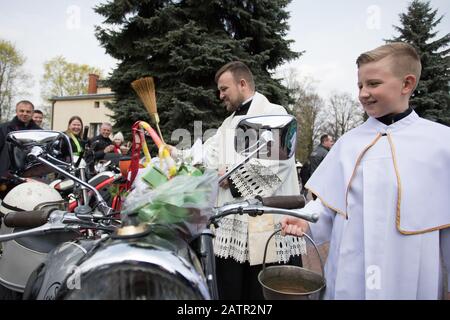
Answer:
[{"left": 282, "top": 42, "right": 450, "bottom": 299}]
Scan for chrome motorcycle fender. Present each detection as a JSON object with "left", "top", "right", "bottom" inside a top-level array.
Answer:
[{"left": 25, "top": 239, "right": 100, "bottom": 300}]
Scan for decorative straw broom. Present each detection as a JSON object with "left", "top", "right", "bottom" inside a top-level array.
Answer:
[{"left": 131, "top": 77, "right": 165, "bottom": 143}]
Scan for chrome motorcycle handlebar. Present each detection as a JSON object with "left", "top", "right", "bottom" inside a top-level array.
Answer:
[
  {"left": 44, "top": 154, "right": 72, "bottom": 169},
  {"left": 0, "top": 209, "right": 117, "bottom": 243},
  {"left": 210, "top": 196, "right": 318, "bottom": 225}
]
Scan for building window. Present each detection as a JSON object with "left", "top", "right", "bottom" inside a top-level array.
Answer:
[
  {"left": 94, "top": 101, "right": 100, "bottom": 108},
  {"left": 90, "top": 123, "right": 102, "bottom": 137}
]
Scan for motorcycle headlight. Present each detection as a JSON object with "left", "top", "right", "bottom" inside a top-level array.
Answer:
[{"left": 59, "top": 264, "right": 204, "bottom": 300}]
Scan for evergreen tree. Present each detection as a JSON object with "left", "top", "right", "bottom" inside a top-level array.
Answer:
[
  {"left": 388, "top": 0, "right": 450, "bottom": 125},
  {"left": 94, "top": 0, "right": 299, "bottom": 142}
]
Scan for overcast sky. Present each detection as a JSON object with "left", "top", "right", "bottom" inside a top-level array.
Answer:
[{"left": 1, "top": 0, "right": 449, "bottom": 108}]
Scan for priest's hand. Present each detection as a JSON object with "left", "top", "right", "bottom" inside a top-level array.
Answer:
[
  {"left": 218, "top": 167, "right": 229, "bottom": 189},
  {"left": 281, "top": 216, "right": 309, "bottom": 236}
]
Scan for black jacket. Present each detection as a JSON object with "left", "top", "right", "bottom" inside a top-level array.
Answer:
[
  {"left": 0, "top": 117, "right": 42, "bottom": 176},
  {"left": 309, "top": 144, "right": 330, "bottom": 174},
  {"left": 88, "top": 135, "right": 113, "bottom": 160}
]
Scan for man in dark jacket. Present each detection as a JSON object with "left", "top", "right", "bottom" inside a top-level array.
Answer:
[
  {"left": 0, "top": 100, "right": 41, "bottom": 176},
  {"left": 88, "top": 122, "right": 114, "bottom": 161},
  {"left": 309, "top": 134, "right": 334, "bottom": 174},
  {"left": 0, "top": 100, "right": 42, "bottom": 176},
  {"left": 304, "top": 134, "right": 334, "bottom": 200}
]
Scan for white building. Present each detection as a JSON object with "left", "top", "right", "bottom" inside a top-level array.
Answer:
[{"left": 50, "top": 74, "right": 115, "bottom": 137}]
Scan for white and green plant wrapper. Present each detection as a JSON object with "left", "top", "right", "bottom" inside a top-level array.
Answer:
[{"left": 122, "top": 168, "right": 218, "bottom": 238}]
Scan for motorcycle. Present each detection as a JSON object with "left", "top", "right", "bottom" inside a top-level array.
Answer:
[
  {"left": 0, "top": 130, "right": 117, "bottom": 298},
  {"left": 0, "top": 128, "right": 122, "bottom": 212},
  {"left": 48, "top": 128, "right": 123, "bottom": 212},
  {"left": 0, "top": 115, "right": 316, "bottom": 300}
]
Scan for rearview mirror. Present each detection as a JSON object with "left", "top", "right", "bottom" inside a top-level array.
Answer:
[
  {"left": 6, "top": 130, "right": 73, "bottom": 176},
  {"left": 235, "top": 115, "right": 297, "bottom": 160},
  {"left": 7, "top": 130, "right": 64, "bottom": 148}
]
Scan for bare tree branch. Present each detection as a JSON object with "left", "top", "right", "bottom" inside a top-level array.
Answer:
[{"left": 323, "top": 92, "right": 364, "bottom": 140}]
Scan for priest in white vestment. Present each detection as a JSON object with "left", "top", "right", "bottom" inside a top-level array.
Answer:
[
  {"left": 282, "top": 43, "right": 450, "bottom": 300},
  {"left": 171, "top": 61, "right": 302, "bottom": 299}
]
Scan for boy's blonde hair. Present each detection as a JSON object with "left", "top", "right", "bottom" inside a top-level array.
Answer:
[{"left": 356, "top": 42, "right": 422, "bottom": 90}]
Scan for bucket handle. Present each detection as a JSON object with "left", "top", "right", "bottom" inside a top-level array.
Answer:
[{"left": 262, "top": 229, "right": 325, "bottom": 279}]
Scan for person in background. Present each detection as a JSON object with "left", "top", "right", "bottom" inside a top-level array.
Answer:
[
  {"left": 303, "top": 134, "right": 334, "bottom": 200},
  {"left": 0, "top": 100, "right": 41, "bottom": 176},
  {"left": 309, "top": 134, "right": 334, "bottom": 175},
  {"left": 112, "top": 132, "right": 129, "bottom": 154},
  {"left": 64, "top": 116, "right": 84, "bottom": 157},
  {"left": 89, "top": 122, "right": 114, "bottom": 161},
  {"left": 32, "top": 110, "right": 44, "bottom": 128}
]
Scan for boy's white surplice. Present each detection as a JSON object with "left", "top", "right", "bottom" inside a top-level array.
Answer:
[{"left": 302, "top": 111, "right": 450, "bottom": 299}]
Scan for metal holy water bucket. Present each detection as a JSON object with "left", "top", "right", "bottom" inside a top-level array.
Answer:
[{"left": 258, "top": 229, "right": 326, "bottom": 300}]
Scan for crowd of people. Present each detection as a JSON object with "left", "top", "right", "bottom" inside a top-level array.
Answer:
[
  {"left": 0, "top": 42, "right": 449, "bottom": 300},
  {"left": 0, "top": 101, "right": 129, "bottom": 179},
  {"left": 63, "top": 119, "right": 129, "bottom": 160}
]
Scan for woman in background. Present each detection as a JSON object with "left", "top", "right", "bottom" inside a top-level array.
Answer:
[{"left": 65, "top": 116, "right": 84, "bottom": 157}]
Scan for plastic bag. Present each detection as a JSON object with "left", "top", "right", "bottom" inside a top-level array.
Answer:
[{"left": 122, "top": 168, "right": 218, "bottom": 238}]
